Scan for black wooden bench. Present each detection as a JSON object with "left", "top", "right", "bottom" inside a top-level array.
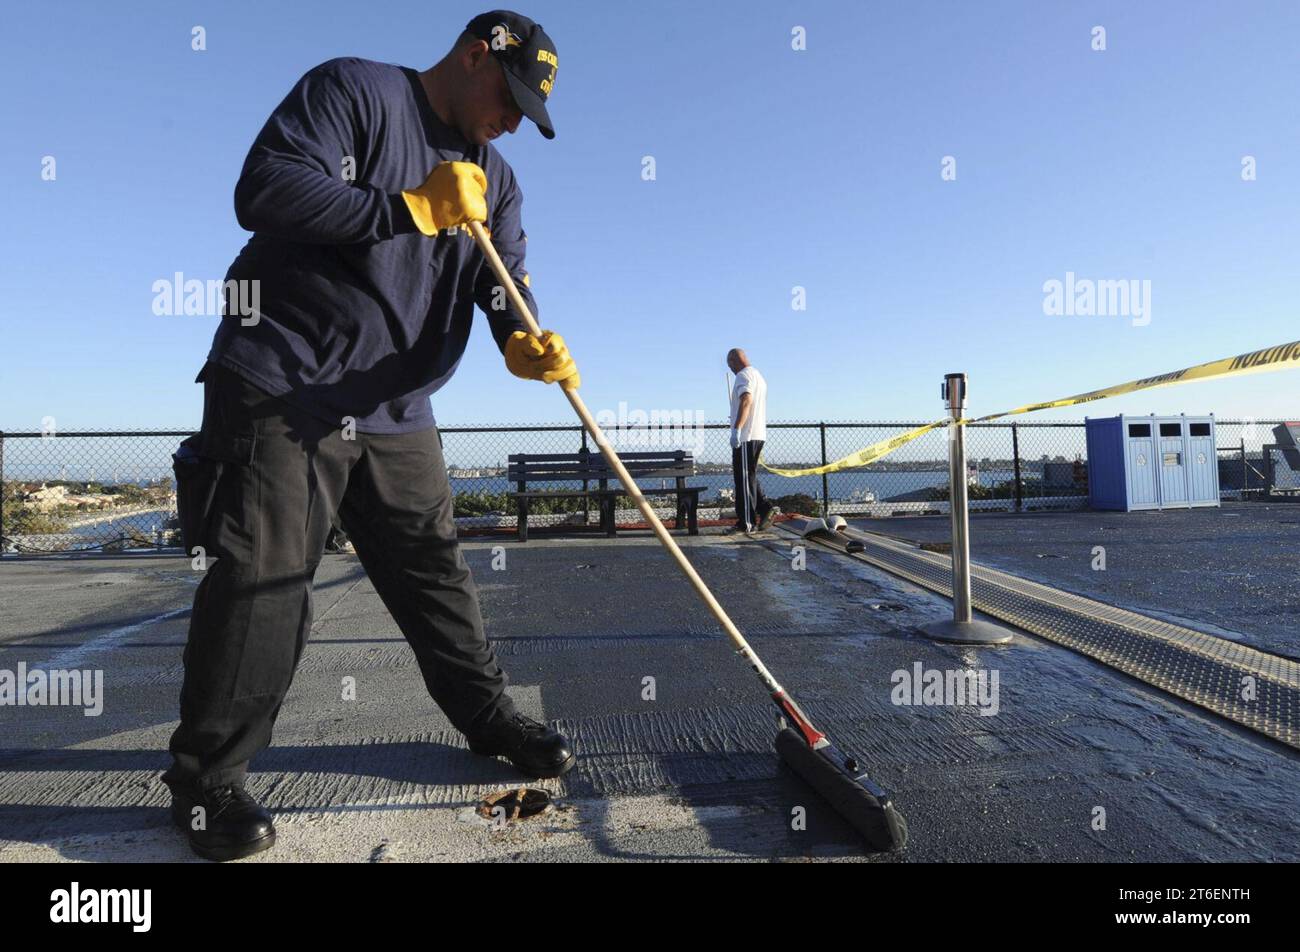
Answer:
[{"left": 507, "top": 449, "right": 703, "bottom": 541}]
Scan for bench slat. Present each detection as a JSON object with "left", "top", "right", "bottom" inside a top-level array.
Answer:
[
  {"left": 507, "top": 451, "right": 691, "bottom": 460},
  {"left": 510, "top": 488, "right": 702, "bottom": 502},
  {"left": 509, "top": 452, "right": 695, "bottom": 482}
]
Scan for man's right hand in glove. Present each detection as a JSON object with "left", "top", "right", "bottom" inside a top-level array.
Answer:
[
  {"left": 401, "top": 161, "right": 488, "bottom": 236},
  {"left": 505, "top": 330, "right": 580, "bottom": 391}
]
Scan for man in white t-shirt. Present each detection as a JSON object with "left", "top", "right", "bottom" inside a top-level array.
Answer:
[{"left": 726, "top": 348, "right": 778, "bottom": 532}]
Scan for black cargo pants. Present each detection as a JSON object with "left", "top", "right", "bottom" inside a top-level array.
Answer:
[{"left": 163, "top": 362, "right": 515, "bottom": 793}]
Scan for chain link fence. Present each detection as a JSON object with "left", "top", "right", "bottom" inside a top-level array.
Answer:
[
  {"left": 0, "top": 419, "right": 1290, "bottom": 554},
  {"left": 1267, "top": 447, "right": 1300, "bottom": 493}
]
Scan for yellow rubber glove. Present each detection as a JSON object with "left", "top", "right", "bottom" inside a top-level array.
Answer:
[
  {"left": 505, "top": 330, "right": 581, "bottom": 390},
  {"left": 401, "top": 162, "right": 488, "bottom": 236}
]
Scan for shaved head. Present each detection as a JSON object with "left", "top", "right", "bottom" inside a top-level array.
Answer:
[{"left": 726, "top": 348, "right": 749, "bottom": 372}]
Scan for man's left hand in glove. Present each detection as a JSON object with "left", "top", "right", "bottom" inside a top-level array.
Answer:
[{"left": 505, "top": 330, "right": 580, "bottom": 391}]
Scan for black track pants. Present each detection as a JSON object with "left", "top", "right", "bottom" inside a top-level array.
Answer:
[{"left": 731, "top": 439, "right": 771, "bottom": 530}]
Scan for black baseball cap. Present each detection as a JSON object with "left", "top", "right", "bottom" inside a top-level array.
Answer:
[{"left": 465, "top": 10, "right": 558, "bottom": 139}]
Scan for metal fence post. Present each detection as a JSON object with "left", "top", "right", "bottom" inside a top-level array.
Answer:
[
  {"left": 921, "top": 374, "right": 1013, "bottom": 645},
  {"left": 0, "top": 431, "right": 5, "bottom": 552},
  {"left": 819, "top": 422, "right": 829, "bottom": 518},
  {"left": 580, "top": 426, "right": 590, "bottom": 525},
  {"left": 1241, "top": 438, "right": 1247, "bottom": 494},
  {"left": 1011, "top": 422, "right": 1023, "bottom": 511}
]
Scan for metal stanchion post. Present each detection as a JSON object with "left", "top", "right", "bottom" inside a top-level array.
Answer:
[
  {"left": 921, "top": 373, "right": 1014, "bottom": 645},
  {"left": 0, "top": 431, "right": 5, "bottom": 554}
]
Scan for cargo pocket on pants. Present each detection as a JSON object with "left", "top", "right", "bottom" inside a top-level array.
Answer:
[{"left": 172, "top": 430, "right": 257, "bottom": 557}]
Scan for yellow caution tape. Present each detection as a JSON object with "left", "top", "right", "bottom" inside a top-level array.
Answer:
[
  {"left": 971, "top": 338, "right": 1300, "bottom": 421},
  {"left": 763, "top": 339, "right": 1300, "bottom": 477},
  {"left": 761, "top": 420, "right": 949, "bottom": 477}
]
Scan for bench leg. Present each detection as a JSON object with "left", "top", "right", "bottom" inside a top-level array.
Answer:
[
  {"left": 601, "top": 497, "right": 616, "bottom": 536},
  {"left": 517, "top": 498, "right": 529, "bottom": 542},
  {"left": 688, "top": 497, "right": 699, "bottom": 535}
]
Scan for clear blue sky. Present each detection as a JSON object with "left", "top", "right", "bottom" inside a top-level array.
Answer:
[{"left": 3, "top": 0, "right": 1297, "bottom": 432}]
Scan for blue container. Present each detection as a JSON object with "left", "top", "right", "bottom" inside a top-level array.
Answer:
[{"left": 1086, "top": 414, "right": 1219, "bottom": 511}]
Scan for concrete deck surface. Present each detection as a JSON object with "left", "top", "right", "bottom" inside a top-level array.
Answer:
[{"left": 2, "top": 523, "right": 1298, "bottom": 862}]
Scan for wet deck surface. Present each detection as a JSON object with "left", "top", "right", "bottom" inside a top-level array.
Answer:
[
  {"left": 851, "top": 502, "right": 1300, "bottom": 660},
  {"left": 2, "top": 524, "right": 1298, "bottom": 862}
]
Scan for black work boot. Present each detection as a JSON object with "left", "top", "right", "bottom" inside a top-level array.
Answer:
[
  {"left": 170, "top": 783, "right": 276, "bottom": 862},
  {"left": 467, "top": 712, "right": 576, "bottom": 779}
]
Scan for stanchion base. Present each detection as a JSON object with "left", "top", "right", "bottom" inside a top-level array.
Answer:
[{"left": 919, "top": 618, "right": 1015, "bottom": 645}]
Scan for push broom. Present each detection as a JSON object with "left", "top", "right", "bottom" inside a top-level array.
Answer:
[{"left": 469, "top": 222, "right": 907, "bottom": 851}]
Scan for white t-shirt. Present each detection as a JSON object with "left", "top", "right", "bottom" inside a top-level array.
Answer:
[{"left": 729, "top": 366, "right": 768, "bottom": 447}]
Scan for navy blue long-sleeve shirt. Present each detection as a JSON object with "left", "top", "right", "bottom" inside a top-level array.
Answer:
[{"left": 206, "top": 57, "right": 536, "bottom": 433}]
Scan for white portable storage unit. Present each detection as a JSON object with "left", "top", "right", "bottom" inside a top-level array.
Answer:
[{"left": 1085, "top": 414, "right": 1220, "bottom": 511}]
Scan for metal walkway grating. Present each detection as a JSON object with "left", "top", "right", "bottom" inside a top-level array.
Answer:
[{"left": 798, "top": 525, "right": 1300, "bottom": 749}]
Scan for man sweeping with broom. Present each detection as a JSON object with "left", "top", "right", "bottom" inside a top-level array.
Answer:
[{"left": 166, "top": 11, "right": 576, "bottom": 861}]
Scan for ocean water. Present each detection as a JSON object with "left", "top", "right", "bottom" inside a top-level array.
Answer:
[{"left": 450, "top": 466, "right": 1054, "bottom": 503}]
